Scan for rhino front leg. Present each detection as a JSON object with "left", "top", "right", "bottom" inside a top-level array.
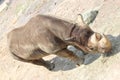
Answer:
[{"left": 55, "top": 48, "right": 85, "bottom": 66}]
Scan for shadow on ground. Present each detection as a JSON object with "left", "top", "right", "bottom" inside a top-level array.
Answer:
[
  {"left": 51, "top": 53, "right": 100, "bottom": 71},
  {"left": 106, "top": 34, "right": 120, "bottom": 56}
]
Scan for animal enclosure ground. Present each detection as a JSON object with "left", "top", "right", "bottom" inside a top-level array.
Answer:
[{"left": 0, "top": 0, "right": 120, "bottom": 80}]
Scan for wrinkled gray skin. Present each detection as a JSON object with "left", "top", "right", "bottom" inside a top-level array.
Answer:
[{"left": 8, "top": 15, "right": 89, "bottom": 70}]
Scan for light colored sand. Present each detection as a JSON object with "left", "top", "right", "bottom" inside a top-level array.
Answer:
[{"left": 0, "top": 0, "right": 120, "bottom": 80}]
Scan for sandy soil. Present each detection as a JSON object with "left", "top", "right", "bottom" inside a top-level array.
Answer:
[{"left": 0, "top": 0, "right": 120, "bottom": 80}]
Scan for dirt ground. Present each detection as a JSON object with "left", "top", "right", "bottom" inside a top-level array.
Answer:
[{"left": 0, "top": 0, "right": 120, "bottom": 80}]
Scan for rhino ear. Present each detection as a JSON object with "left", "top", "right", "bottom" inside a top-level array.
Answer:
[
  {"left": 65, "top": 37, "right": 75, "bottom": 42},
  {"left": 95, "top": 33, "right": 102, "bottom": 41},
  {"left": 76, "top": 14, "right": 86, "bottom": 26}
]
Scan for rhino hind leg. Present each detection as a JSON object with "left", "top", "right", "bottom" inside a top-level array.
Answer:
[
  {"left": 11, "top": 48, "right": 55, "bottom": 70},
  {"left": 32, "top": 58, "right": 55, "bottom": 70}
]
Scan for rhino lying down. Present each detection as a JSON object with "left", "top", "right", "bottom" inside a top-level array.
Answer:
[{"left": 7, "top": 14, "right": 112, "bottom": 70}]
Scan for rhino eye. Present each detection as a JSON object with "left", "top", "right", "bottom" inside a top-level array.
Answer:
[
  {"left": 101, "top": 47, "right": 105, "bottom": 50},
  {"left": 89, "top": 46, "right": 97, "bottom": 51},
  {"left": 90, "top": 47, "right": 94, "bottom": 50}
]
